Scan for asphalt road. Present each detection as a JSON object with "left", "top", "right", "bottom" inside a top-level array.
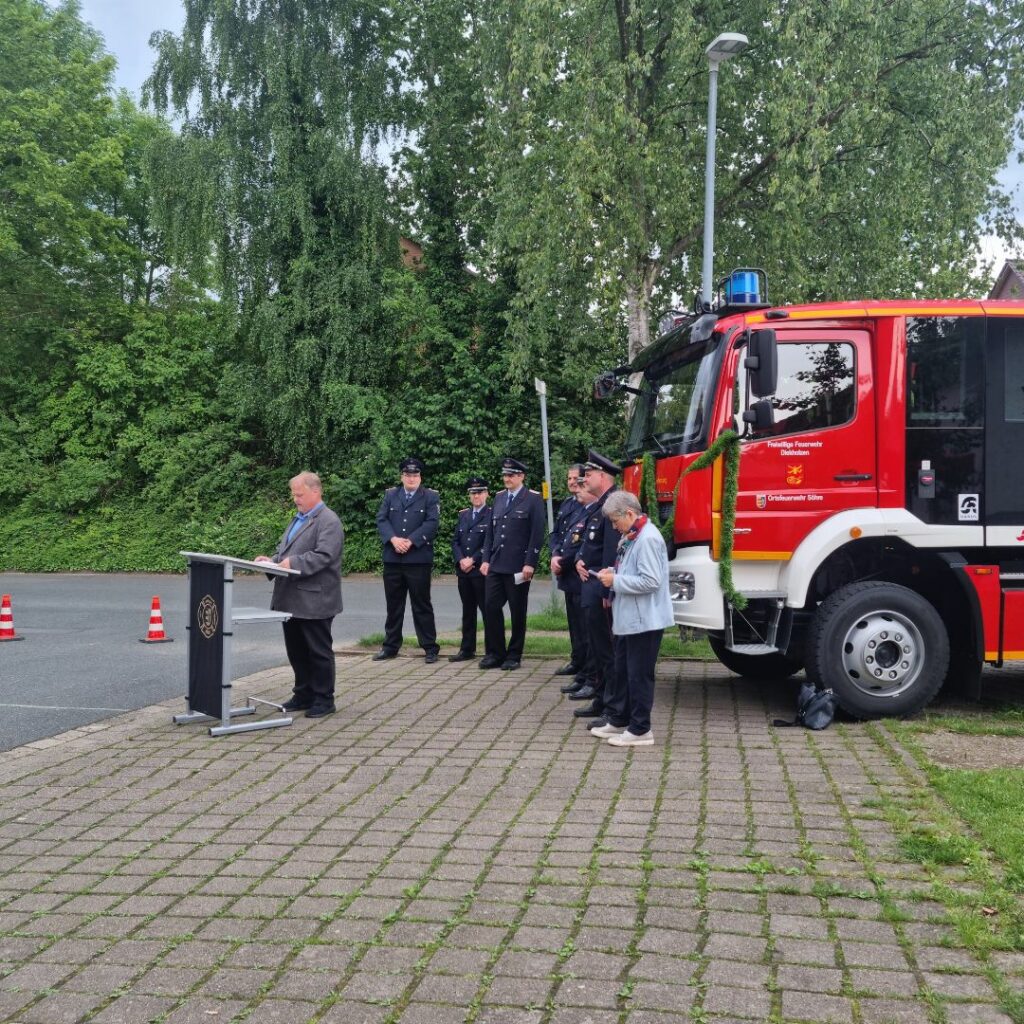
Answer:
[{"left": 0, "top": 571, "right": 478, "bottom": 752}]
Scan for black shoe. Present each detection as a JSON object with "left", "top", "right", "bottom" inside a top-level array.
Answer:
[
  {"left": 305, "top": 704, "right": 336, "bottom": 718},
  {"left": 448, "top": 651, "right": 475, "bottom": 662},
  {"left": 573, "top": 674, "right": 589, "bottom": 685},
  {"left": 573, "top": 703, "right": 603, "bottom": 718},
  {"left": 282, "top": 698, "right": 312, "bottom": 713},
  {"left": 568, "top": 685, "right": 597, "bottom": 701},
  {"left": 559, "top": 680, "right": 584, "bottom": 694},
  {"left": 554, "top": 663, "right": 580, "bottom": 677},
  {"left": 372, "top": 650, "right": 397, "bottom": 661},
  {"left": 500, "top": 660, "right": 521, "bottom": 671},
  {"left": 478, "top": 656, "right": 503, "bottom": 669},
  {"left": 587, "top": 717, "right": 610, "bottom": 731},
  {"left": 424, "top": 651, "right": 439, "bottom": 664}
]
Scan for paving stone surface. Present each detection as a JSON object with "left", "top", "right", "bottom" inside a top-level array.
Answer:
[{"left": 0, "top": 657, "right": 1017, "bottom": 1022}]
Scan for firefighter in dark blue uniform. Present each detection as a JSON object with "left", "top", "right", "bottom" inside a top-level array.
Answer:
[
  {"left": 550, "top": 463, "right": 591, "bottom": 684},
  {"left": 449, "top": 475, "right": 493, "bottom": 662},
  {"left": 373, "top": 456, "right": 441, "bottom": 663},
  {"left": 480, "top": 457, "right": 546, "bottom": 671},
  {"left": 571, "top": 451, "right": 620, "bottom": 722}
]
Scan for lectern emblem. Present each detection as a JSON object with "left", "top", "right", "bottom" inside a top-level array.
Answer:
[{"left": 197, "top": 595, "right": 219, "bottom": 639}]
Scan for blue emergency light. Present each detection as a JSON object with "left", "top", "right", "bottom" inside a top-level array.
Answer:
[
  {"left": 715, "top": 267, "right": 768, "bottom": 308},
  {"left": 724, "top": 270, "right": 760, "bottom": 304}
]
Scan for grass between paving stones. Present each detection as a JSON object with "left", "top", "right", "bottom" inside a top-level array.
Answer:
[
  {"left": 357, "top": 605, "right": 716, "bottom": 660},
  {"left": 858, "top": 722, "right": 1024, "bottom": 1023}
]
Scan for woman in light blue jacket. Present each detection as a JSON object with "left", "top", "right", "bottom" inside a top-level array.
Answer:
[{"left": 595, "top": 490, "right": 673, "bottom": 746}]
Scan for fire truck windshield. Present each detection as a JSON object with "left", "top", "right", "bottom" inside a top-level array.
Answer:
[{"left": 624, "top": 337, "right": 723, "bottom": 458}]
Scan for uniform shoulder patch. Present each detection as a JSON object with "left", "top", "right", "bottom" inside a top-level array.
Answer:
[
  {"left": 459, "top": 507, "right": 470, "bottom": 513},
  {"left": 529, "top": 489, "right": 540, "bottom": 495}
]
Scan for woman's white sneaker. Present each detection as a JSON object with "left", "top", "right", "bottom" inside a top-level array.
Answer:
[
  {"left": 607, "top": 730, "right": 654, "bottom": 747},
  {"left": 590, "top": 723, "right": 625, "bottom": 738}
]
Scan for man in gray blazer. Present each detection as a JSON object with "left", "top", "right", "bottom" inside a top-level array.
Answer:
[{"left": 256, "top": 472, "right": 343, "bottom": 718}]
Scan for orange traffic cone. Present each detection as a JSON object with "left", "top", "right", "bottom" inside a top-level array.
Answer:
[
  {"left": 139, "top": 595, "right": 173, "bottom": 643},
  {"left": 0, "top": 594, "right": 23, "bottom": 642}
]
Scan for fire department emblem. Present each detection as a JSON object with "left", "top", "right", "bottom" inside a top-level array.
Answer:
[
  {"left": 756, "top": 494, "right": 767, "bottom": 509},
  {"left": 785, "top": 464, "right": 804, "bottom": 486},
  {"left": 197, "top": 595, "right": 219, "bottom": 640}
]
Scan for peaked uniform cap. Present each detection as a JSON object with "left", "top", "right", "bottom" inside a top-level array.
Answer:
[
  {"left": 465, "top": 475, "right": 489, "bottom": 491},
  {"left": 501, "top": 457, "right": 528, "bottom": 474},
  {"left": 583, "top": 450, "right": 621, "bottom": 475},
  {"left": 400, "top": 457, "right": 425, "bottom": 474}
]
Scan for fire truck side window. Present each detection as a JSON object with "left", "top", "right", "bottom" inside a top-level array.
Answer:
[
  {"left": 749, "top": 342, "right": 855, "bottom": 439},
  {"left": 906, "top": 316, "right": 983, "bottom": 427},
  {"left": 1004, "top": 321, "right": 1024, "bottom": 421}
]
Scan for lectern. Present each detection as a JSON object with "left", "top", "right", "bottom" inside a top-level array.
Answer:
[{"left": 175, "top": 551, "right": 299, "bottom": 736}]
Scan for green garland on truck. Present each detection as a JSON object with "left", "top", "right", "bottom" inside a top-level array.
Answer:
[{"left": 641, "top": 430, "right": 746, "bottom": 611}]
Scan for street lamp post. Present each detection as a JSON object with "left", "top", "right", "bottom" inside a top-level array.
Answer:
[
  {"left": 701, "top": 31, "right": 749, "bottom": 309},
  {"left": 534, "top": 377, "right": 555, "bottom": 536}
]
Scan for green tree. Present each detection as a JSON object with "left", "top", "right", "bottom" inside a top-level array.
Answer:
[
  {"left": 0, "top": 0, "right": 124, "bottom": 391},
  {"left": 146, "top": 0, "right": 411, "bottom": 470},
  {"left": 483, "top": 0, "right": 1024, "bottom": 364}
]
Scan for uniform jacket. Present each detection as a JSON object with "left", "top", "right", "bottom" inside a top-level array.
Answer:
[
  {"left": 451, "top": 505, "right": 492, "bottom": 577},
  {"left": 574, "top": 486, "right": 619, "bottom": 607},
  {"left": 269, "top": 504, "right": 344, "bottom": 619},
  {"left": 610, "top": 520, "right": 674, "bottom": 635},
  {"left": 552, "top": 495, "right": 585, "bottom": 595},
  {"left": 376, "top": 485, "right": 440, "bottom": 565},
  {"left": 550, "top": 495, "right": 577, "bottom": 554},
  {"left": 483, "top": 487, "right": 546, "bottom": 574}
]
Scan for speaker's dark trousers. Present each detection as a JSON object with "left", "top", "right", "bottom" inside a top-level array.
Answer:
[
  {"left": 606, "top": 629, "right": 663, "bottom": 734},
  {"left": 382, "top": 564, "right": 438, "bottom": 655},
  {"left": 282, "top": 616, "right": 336, "bottom": 707},
  {"left": 484, "top": 573, "right": 530, "bottom": 662},
  {"left": 565, "top": 591, "right": 590, "bottom": 675},
  {"left": 457, "top": 574, "right": 486, "bottom": 654},
  {"left": 583, "top": 601, "right": 615, "bottom": 711}
]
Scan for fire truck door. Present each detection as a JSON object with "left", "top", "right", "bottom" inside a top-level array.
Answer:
[
  {"left": 984, "top": 317, "right": 1024, "bottom": 545},
  {"left": 730, "top": 330, "right": 877, "bottom": 558}
]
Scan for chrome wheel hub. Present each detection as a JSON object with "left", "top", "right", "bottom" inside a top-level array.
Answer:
[{"left": 840, "top": 609, "right": 924, "bottom": 698}]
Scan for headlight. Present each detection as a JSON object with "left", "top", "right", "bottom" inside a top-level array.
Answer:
[{"left": 669, "top": 570, "right": 695, "bottom": 602}]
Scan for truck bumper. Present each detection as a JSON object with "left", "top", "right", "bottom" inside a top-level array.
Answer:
[{"left": 669, "top": 546, "right": 725, "bottom": 631}]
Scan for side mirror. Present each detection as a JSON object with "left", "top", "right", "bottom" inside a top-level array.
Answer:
[
  {"left": 744, "top": 328, "right": 778, "bottom": 397},
  {"left": 742, "top": 398, "right": 775, "bottom": 432},
  {"left": 594, "top": 371, "right": 618, "bottom": 399}
]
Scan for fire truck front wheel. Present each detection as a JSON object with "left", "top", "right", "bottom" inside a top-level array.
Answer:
[
  {"left": 707, "top": 636, "right": 803, "bottom": 681},
  {"left": 806, "top": 581, "right": 949, "bottom": 719}
]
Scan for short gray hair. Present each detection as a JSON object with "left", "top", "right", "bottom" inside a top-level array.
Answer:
[
  {"left": 602, "top": 490, "right": 642, "bottom": 520},
  {"left": 290, "top": 471, "right": 323, "bottom": 492}
]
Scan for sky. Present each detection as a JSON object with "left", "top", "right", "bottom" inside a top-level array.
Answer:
[
  {"left": 80, "top": 0, "right": 1022, "bottom": 270},
  {"left": 79, "top": 0, "right": 184, "bottom": 103}
]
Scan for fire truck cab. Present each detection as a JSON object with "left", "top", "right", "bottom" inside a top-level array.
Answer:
[{"left": 607, "top": 293, "right": 1024, "bottom": 717}]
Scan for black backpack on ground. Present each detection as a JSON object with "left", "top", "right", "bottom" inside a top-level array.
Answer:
[{"left": 773, "top": 683, "right": 837, "bottom": 730}]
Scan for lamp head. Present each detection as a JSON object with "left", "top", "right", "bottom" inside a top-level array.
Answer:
[{"left": 706, "top": 32, "right": 749, "bottom": 63}]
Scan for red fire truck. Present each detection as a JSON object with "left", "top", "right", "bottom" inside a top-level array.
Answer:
[{"left": 599, "top": 279, "right": 1024, "bottom": 717}]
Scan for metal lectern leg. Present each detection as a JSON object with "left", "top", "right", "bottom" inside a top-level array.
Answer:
[
  {"left": 208, "top": 715, "right": 293, "bottom": 736},
  {"left": 174, "top": 706, "right": 257, "bottom": 725}
]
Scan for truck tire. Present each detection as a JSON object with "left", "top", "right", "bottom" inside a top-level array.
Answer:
[
  {"left": 805, "top": 581, "right": 948, "bottom": 719},
  {"left": 708, "top": 635, "right": 803, "bottom": 681}
]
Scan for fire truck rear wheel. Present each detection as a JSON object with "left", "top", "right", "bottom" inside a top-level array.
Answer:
[
  {"left": 806, "top": 581, "right": 949, "bottom": 719},
  {"left": 707, "top": 636, "right": 803, "bottom": 681}
]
